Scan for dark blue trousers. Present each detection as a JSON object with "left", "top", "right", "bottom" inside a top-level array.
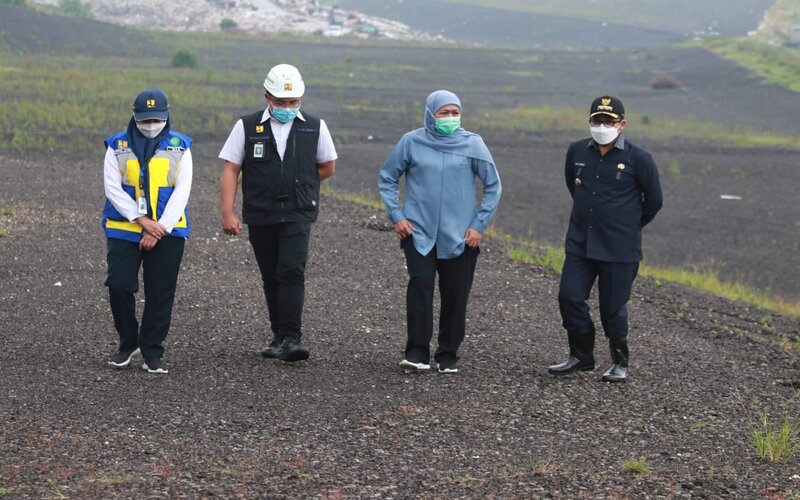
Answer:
[
  {"left": 105, "top": 236, "right": 185, "bottom": 359},
  {"left": 402, "top": 238, "right": 479, "bottom": 364},
  {"left": 558, "top": 253, "right": 639, "bottom": 339}
]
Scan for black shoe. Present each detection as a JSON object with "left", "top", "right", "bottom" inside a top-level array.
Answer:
[
  {"left": 108, "top": 347, "right": 140, "bottom": 368},
  {"left": 259, "top": 336, "right": 284, "bottom": 358},
  {"left": 548, "top": 356, "right": 595, "bottom": 375},
  {"left": 602, "top": 337, "right": 629, "bottom": 383},
  {"left": 142, "top": 358, "right": 168, "bottom": 374},
  {"left": 279, "top": 337, "right": 309, "bottom": 362}
]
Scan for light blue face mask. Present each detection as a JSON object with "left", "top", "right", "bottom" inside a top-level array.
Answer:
[{"left": 271, "top": 106, "right": 299, "bottom": 123}]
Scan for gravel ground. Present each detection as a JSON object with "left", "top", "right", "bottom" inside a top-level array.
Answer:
[{"left": 1, "top": 155, "right": 800, "bottom": 498}]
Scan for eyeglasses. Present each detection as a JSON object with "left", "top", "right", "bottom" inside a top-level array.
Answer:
[
  {"left": 589, "top": 117, "right": 622, "bottom": 127},
  {"left": 267, "top": 95, "right": 302, "bottom": 108}
]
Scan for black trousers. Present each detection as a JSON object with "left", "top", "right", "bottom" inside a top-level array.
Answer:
[
  {"left": 402, "top": 238, "right": 479, "bottom": 364},
  {"left": 105, "top": 236, "right": 185, "bottom": 360},
  {"left": 558, "top": 252, "right": 639, "bottom": 339},
  {"left": 248, "top": 222, "right": 311, "bottom": 340}
]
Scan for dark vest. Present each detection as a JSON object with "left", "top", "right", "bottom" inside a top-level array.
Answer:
[{"left": 240, "top": 110, "right": 321, "bottom": 225}]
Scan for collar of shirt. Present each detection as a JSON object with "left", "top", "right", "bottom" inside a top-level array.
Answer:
[
  {"left": 259, "top": 109, "right": 306, "bottom": 123},
  {"left": 588, "top": 134, "right": 626, "bottom": 151}
]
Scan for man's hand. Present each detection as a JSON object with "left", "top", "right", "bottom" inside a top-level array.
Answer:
[
  {"left": 223, "top": 212, "right": 243, "bottom": 236},
  {"left": 465, "top": 228, "right": 482, "bottom": 248},
  {"left": 135, "top": 216, "right": 166, "bottom": 239},
  {"left": 394, "top": 219, "right": 413, "bottom": 240},
  {"left": 139, "top": 233, "right": 159, "bottom": 251}
]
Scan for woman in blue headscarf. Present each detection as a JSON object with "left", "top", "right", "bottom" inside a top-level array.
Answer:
[
  {"left": 379, "top": 90, "right": 502, "bottom": 373},
  {"left": 102, "top": 89, "right": 193, "bottom": 374}
]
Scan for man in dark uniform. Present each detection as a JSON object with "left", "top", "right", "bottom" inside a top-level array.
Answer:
[
  {"left": 548, "top": 96, "right": 662, "bottom": 382},
  {"left": 219, "top": 64, "right": 337, "bottom": 362}
]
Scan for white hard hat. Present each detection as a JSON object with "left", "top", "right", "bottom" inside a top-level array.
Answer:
[{"left": 263, "top": 63, "right": 305, "bottom": 98}]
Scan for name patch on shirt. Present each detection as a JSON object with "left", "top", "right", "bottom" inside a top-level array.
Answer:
[
  {"left": 574, "top": 162, "right": 586, "bottom": 166},
  {"left": 166, "top": 146, "right": 185, "bottom": 152},
  {"left": 296, "top": 127, "right": 319, "bottom": 133}
]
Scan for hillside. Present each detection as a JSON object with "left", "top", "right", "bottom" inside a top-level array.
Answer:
[{"left": 334, "top": 0, "right": 775, "bottom": 48}]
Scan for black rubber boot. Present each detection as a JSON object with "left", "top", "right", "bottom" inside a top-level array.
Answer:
[
  {"left": 548, "top": 328, "right": 596, "bottom": 376},
  {"left": 601, "top": 337, "right": 629, "bottom": 383}
]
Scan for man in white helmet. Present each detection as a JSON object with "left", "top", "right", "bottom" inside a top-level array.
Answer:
[{"left": 218, "top": 63, "right": 337, "bottom": 362}]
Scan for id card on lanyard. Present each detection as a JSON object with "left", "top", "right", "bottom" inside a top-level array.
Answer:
[{"left": 137, "top": 166, "right": 148, "bottom": 215}]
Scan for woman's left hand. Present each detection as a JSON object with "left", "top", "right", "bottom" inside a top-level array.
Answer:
[
  {"left": 139, "top": 233, "right": 159, "bottom": 251},
  {"left": 465, "top": 228, "right": 482, "bottom": 248}
]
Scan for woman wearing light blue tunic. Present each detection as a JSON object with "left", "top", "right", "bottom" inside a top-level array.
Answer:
[{"left": 379, "top": 90, "right": 502, "bottom": 373}]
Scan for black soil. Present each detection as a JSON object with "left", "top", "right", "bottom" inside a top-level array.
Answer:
[{"left": 1, "top": 153, "right": 800, "bottom": 497}]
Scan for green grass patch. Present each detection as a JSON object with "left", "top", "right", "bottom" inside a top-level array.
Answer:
[
  {"left": 316, "top": 188, "right": 800, "bottom": 319},
  {"left": 1, "top": 208, "right": 13, "bottom": 216},
  {"left": 622, "top": 458, "right": 650, "bottom": 474},
  {"left": 476, "top": 104, "right": 800, "bottom": 148},
  {"left": 505, "top": 240, "right": 565, "bottom": 275},
  {"left": 0, "top": 487, "right": 14, "bottom": 496},
  {"left": 752, "top": 410, "right": 800, "bottom": 463},
  {"left": 640, "top": 265, "right": 800, "bottom": 318},
  {"left": 666, "top": 158, "right": 682, "bottom": 182},
  {"left": 702, "top": 37, "right": 800, "bottom": 92},
  {"left": 321, "top": 185, "right": 385, "bottom": 210},
  {"left": 0, "top": 230, "right": 7, "bottom": 238}
]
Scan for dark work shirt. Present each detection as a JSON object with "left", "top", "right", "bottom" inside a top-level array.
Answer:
[{"left": 564, "top": 135, "right": 663, "bottom": 262}]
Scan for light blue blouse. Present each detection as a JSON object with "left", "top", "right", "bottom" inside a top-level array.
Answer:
[{"left": 379, "top": 132, "right": 502, "bottom": 259}]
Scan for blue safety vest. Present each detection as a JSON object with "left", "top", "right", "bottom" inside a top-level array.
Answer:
[{"left": 102, "top": 131, "right": 192, "bottom": 243}]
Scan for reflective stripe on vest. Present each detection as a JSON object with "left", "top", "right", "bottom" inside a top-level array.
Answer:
[{"left": 104, "top": 149, "right": 189, "bottom": 237}]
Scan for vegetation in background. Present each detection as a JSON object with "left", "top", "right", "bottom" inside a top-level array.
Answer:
[
  {"left": 220, "top": 18, "right": 237, "bottom": 31},
  {"left": 640, "top": 266, "right": 800, "bottom": 318},
  {"left": 58, "top": 0, "right": 92, "bottom": 19},
  {"left": 752, "top": 410, "right": 800, "bottom": 463},
  {"left": 649, "top": 71, "right": 683, "bottom": 90},
  {"left": 476, "top": 104, "right": 800, "bottom": 149},
  {"left": 0, "top": 0, "right": 25, "bottom": 6},
  {"left": 172, "top": 48, "right": 198, "bottom": 69},
  {"left": 701, "top": 37, "right": 800, "bottom": 92},
  {"left": 622, "top": 458, "right": 650, "bottom": 475},
  {"left": 481, "top": 227, "right": 800, "bottom": 318}
]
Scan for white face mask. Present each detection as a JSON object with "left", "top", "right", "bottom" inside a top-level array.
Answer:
[
  {"left": 589, "top": 124, "right": 620, "bottom": 145},
  {"left": 136, "top": 121, "right": 167, "bottom": 139}
]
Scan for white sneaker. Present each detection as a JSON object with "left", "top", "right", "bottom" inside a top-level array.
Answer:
[{"left": 399, "top": 359, "right": 430, "bottom": 371}]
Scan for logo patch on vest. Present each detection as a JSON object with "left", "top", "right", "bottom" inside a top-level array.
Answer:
[
  {"left": 169, "top": 136, "right": 181, "bottom": 147},
  {"left": 255, "top": 125, "right": 265, "bottom": 133},
  {"left": 117, "top": 140, "right": 128, "bottom": 148}
]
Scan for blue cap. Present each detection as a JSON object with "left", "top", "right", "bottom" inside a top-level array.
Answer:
[{"left": 132, "top": 89, "right": 169, "bottom": 121}]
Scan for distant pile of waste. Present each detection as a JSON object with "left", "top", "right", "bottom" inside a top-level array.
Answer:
[{"left": 26, "top": 0, "right": 436, "bottom": 41}]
